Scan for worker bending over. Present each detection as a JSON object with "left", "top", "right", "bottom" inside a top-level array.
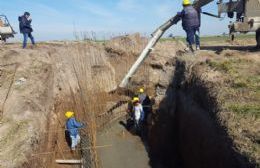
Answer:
[
  {"left": 178, "top": 0, "right": 201, "bottom": 52},
  {"left": 132, "top": 97, "right": 145, "bottom": 134},
  {"left": 65, "top": 111, "right": 85, "bottom": 151}
]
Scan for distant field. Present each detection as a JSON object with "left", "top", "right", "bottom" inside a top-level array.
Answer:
[{"left": 161, "top": 34, "right": 255, "bottom": 43}]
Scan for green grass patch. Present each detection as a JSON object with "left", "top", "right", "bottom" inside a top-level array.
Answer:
[
  {"left": 232, "top": 79, "right": 248, "bottom": 89},
  {"left": 207, "top": 60, "right": 234, "bottom": 72},
  {"left": 232, "top": 76, "right": 260, "bottom": 90},
  {"left": 161, "top": 34, "right": 255, "bottom": 43},
  {"left": 227, "top": 103, "right": 260, "bottom": 117}
]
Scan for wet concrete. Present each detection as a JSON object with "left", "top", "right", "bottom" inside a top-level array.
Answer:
[{"left": 97, "top": 121, "right": 150, "bottom": 168}]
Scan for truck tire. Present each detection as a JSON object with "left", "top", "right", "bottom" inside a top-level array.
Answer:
[{"left": 256, "top": 29, "right": 260, "bottom": 49}]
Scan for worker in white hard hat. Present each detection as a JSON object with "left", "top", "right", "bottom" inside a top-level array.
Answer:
[{"left": 65, "top": 111, "right": 85, "bottom": 151}]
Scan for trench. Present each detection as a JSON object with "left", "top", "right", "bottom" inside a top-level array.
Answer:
[
  {"left": 43, "top": 57, "right": 257, "bottom": 168},
  {"left": 83, "top": 56, "right": 255, "bottom": 168},
  {"left": 147, "top": 58, "right": 256, "bottom": 168},
  {"left": 18, "top": 40, "right": 257, "bottom": 168}
]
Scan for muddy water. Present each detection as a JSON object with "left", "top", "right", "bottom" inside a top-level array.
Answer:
[{"left": 97, "top": 121, "right": 150, "bottom": 168}]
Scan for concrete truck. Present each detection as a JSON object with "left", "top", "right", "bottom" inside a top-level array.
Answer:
[{"left": 218, "top": 0, "right": 260, "bottom": 48}]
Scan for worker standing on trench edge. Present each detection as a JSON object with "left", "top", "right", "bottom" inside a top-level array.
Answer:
[
  {"left": 18, "top": 12, "right": 35, "bottom": 49},
  {"left": 65, "top": 111, "right": 85, "bottom": 151},
  {"left": 132, "top": 97, "right": 145, "bottom": 135},
  {"left": 177, "top": 0, "right": 201, "bottom": 52}
]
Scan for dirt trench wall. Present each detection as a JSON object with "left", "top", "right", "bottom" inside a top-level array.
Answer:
[
  {"left": 149, "top": 57, "right": 255, "bottom": 168},
  {"left": 0, "top": 48, "right": 55, "bottom": 168},
  {"left": 0, "top": 42, "right": 118, "bottom": 168}
]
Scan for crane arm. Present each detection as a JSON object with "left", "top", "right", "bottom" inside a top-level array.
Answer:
[{"left": 118, "top": 0, "right": 214, "bottom": 88}]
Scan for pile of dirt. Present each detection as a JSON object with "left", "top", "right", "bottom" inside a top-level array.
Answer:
[{"left": 108, "top": 33, "right": 148, "bottom": 53}]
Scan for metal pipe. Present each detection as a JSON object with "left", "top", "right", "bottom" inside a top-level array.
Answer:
[
  {"left": 202, "top": 12, "right": 222, "bottom": 18},
  {"left": 119, "top": 29, "right": 164, "bottom": 88},
  {"left": 118, "top": 0, "right": 214, "bottom": 88}
]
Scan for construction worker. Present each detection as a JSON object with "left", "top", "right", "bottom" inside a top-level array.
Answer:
[
  {"left": 132, "top": 97, "right": 144, "bottom": 134},
  {"left": 138, "top": 88, "right": 146, "bottom": 104},
  {"left": 65, "top": 111, "right": 84, "bottom": 151},
  {"left": 138, "top": 88, "right": 151, "bottom": 124},
  {"left": 18, "top": 12, "right": 35, "bottom": 49},
  {"left": 178, "top": 0, "right": 201, "bottom": 52}
]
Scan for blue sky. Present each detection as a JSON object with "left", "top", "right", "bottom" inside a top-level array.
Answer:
[{"left": 1, "top": 0, "right": 233, "bottom": 41}]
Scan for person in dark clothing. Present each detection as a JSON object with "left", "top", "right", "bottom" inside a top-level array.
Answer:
[
  {"left": 18, "top": 12, "right": 35, "bottom": 48},
  {"left": 137, "top": 88, "right": 151, "bottom": 125},
  {"left": 178, "top": 0, "right": 201, "bottom": 52}
]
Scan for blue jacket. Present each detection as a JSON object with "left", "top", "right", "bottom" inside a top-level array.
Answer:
[
  {"left": 178, "top": 6, "right": 200, "bottom": 30},
  {"left": 18, "top": 15, "right": 33, "bottom": 34},
  {"left": 66, "top": 117, "right": 83, "bottom": 137}
]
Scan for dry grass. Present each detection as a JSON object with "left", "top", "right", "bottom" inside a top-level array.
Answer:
[{"left": 204, "top": 53, "right": 260, "bottom": 165}]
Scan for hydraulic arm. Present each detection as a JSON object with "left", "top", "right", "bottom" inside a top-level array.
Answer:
[{"left": 119, "top": 0, "right": 214, "bottom": 88}]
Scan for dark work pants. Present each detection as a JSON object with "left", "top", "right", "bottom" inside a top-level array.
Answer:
[
  {"left": 23, "top": 32, "right": 35, "bottom": 48},
  {"left": 185, "top": 26, "right": 200, "bottom": 47}
]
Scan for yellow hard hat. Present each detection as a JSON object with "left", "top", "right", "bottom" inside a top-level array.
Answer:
[
  {"left": 132, "top": 97, "right": 139, "bottom": 102},
  {"left": 65, "top": 111, "right": 74, "bottom": 118},
  {"left": 139, "top": 88, "right": 144, "bottom": 93},
  {"left": 183, "top": 0, "right": 191, "bottom": 5}
]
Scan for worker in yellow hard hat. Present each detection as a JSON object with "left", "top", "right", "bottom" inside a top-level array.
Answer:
[
  {"left": 132, "top": 97, "right": 140, "bottom": 103},
  {"left": 132, "top": 96, "right": 144, "bottom": 134},
  {"left": 183, "top": 0, "right": 191, "bottom": 5},
  {"left": 138, "top": 88, "right": 146, "bottom": 104},
  {"left": 137, "top": 88, "right": 152, "bottom": 125},
  {"left": 125, "top": 97, "right": 140, "bottom": 130},
  {"left": 65, "top": 111, "right": 74, "bottom": 118},
  {"left": 65, "top": 111, "right": 85, "bottom": 151},
  {"left": 139, "top": 88, "right": 144, "bottom": 93},
  {"left": 177, "top": 0, "right": 201, "bottom": 52}
]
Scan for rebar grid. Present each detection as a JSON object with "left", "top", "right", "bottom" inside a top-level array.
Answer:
[{"left": 23, "top": 34, "right": 152, "bottom": 168}]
